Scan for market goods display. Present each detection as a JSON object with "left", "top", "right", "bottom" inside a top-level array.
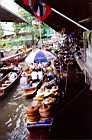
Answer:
[
  {"left": 26, "top": 103, "right": 40, "bottom": 122},
  {"left": 42, "top": 97, "right": 56, "bottom": 105},
  {"left": 39, "top": 104, "right": 52, "bottom": 121},
  {"left": 25, "top": 85, "right": 59, "bottom": 123}
]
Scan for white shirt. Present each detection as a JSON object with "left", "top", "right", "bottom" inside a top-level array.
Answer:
[
  {"left": 31, "top": 71, "right": 38, "bottom": 80},
  {"left": 20, "top": 76, "right": 27, "bottom": 88},
  {"left": 38, "top": 71, "right": 43, "bottom": 80}
]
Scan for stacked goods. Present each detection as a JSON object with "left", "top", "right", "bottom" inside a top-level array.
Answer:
[
  {"left": 26, "top": 106, "right": 39, "bottom": 122},
  {"left": 39, "top": 97, "right": 56, "bottom": 121},
  {"left": 47, "top": 86, "right": 59, "bottom": 98},
  {"left": 39, "top": 104, "right": 51, "bottom": 121},
  {"left": 42, "top": 97, "right": 56, "bottom": 106},
  {"left": 34, "top": 86, "right": 59, "bottom": 100},
  {"left": 26, "top": 101, "right": 40, "bottom": 122},
  {"left": 25, "top": 86, "right": 60, "bottom": 122}
]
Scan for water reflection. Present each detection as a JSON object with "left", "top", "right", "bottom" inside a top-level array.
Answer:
[{"left": 0, "top": 83, "right": 30, "bottom": 140}]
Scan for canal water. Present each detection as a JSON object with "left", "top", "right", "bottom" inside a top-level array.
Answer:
[{"left": 0, "top": 80, "right": 31, "bottom": 140}]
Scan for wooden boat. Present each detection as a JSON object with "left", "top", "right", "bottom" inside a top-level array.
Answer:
[
  {"left": 24, "top": 85, "right": 60, "bottom": 135},
  {"left": 0, "top": 73, "right": 3, "bottom": 80},
  {"left": 26, "top": 119, "right": 51, "bottom": 140},
  {"left": 24, "top": 87, "right": 37, "bottom": 98},
  {"left": 1, "top": 52, "right": 23, "bottom": 63},
  {"left": 26, "top": 117, "right": 53, "bottom": 140},
  {"left": 0, "top": 72, "right": 10, "bottom": 83},
  {"left": 25, "top": 97, "right": 54, "bottom": 136},
  {"left": 24, "top": 101, "right": 58, "bottom": 140},
  {"left": 0, "top": 66, "right": 13, "bottom": 72},
  {"left": 0, "top": 71, "right": 21, "bottom": 98},
  {"left": 23, "top": 82, "right": 40, "bottom": 98},
  {"left": 1, "top": 48, "right": 31, "bottom": 65}
]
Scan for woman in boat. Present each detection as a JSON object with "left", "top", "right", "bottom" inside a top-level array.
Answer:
[
  {"left": 37, "top": 63, "right": 44, "bottom": 80},
  {"left": 27, "top": 76, "right": 32, "bottom": 88},
  {"left": 20, "top": 72, "right": 28, "bottom": 88},
  {"left": 46, "top": 61, "right": 55, "bottom": 81},
  {"left": 31, "top": 68, "right": 39, "bottom": 83}
]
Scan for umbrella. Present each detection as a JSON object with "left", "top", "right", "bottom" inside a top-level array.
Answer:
[{"left": 25, "top": 49, "right": 56, "bottom": 64}]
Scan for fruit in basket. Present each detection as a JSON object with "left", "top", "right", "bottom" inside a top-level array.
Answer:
[{"left": 42, "top": 97, "right": 55, "bottom": 105}]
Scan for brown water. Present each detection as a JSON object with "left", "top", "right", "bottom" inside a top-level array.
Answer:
[{"left": 0, "top": 81, "right": 31, "bottom": 140}]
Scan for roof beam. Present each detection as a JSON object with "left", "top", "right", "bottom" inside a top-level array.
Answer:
[{"left": 51, "top": 8, "right": 89, "bottom": 31}]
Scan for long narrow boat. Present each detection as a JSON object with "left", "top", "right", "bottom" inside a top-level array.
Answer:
[
  {"left": 0, "top": 71, "right": 21, "bottom": 98},
  {"left": 0, "top": 66, "right": 13, "bottom": 73},
  {"left": 0, "top": 66, "right": 13, "bottom": 82},
  {"left": 1, "top": 48, "right": 31, "bottom": 65},
  {"left": 0, "top": 73, "right": 3, "bottom": 82},
  {"left": 26, "top": 118, "right": 53, "bottom": 140},
  {"left": 24, "top": 87, "right": 37, "bottom": 98},
  {"left": 23, "top": 82, "right": 40, "bottom": 98},
  {"left": 0, "top": 72, "right": 10, "bottom": 83}
]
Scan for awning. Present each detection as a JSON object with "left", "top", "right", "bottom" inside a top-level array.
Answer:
[
  {"left": 15, "top": 0, "right": 90, "bottom": 32},
  {"left": 0, "top": 5, "right": 26, "bottom": 22}
]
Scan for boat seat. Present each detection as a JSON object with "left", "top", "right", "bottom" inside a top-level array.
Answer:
[
  {"left": 2, "top": 83, "right": 10, "bottom": 87},
  {"left": 4, "top": 80, "right": 11, "bottom": 84},
  {"left": 0, "top": 87, "right": 5, "bottom": 89}
]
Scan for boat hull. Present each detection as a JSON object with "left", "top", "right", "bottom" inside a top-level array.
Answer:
[{"left": 0, "top": 73, "right": 21, "bottom": 98}]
